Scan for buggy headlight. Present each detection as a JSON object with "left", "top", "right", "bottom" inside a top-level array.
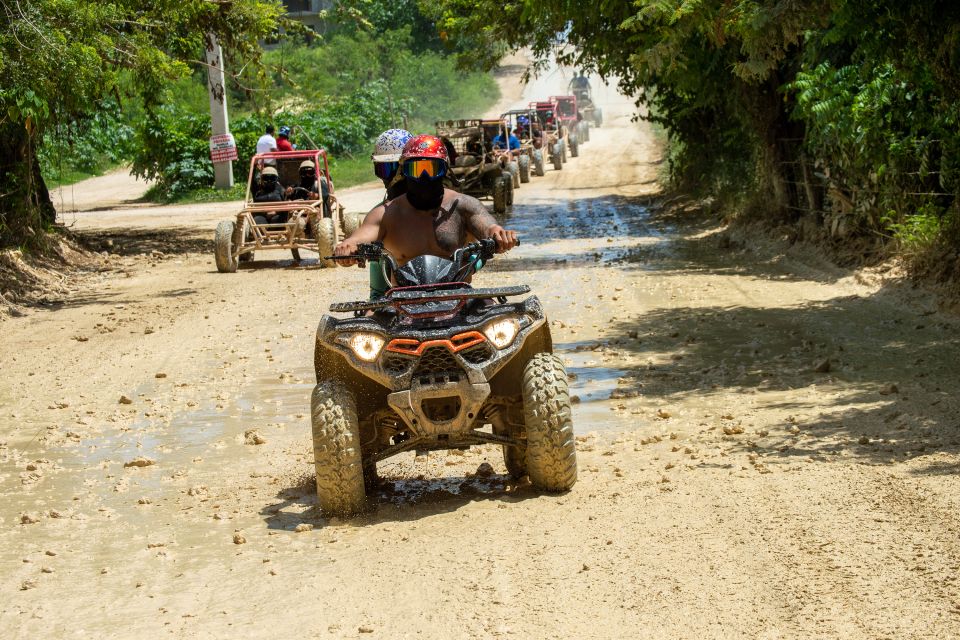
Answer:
[
  {"left": 483, "top": 318, "right": 520, "bottom": 349},
  {"left": 347, "top": 333, "right": 385, "bottom": 362}
]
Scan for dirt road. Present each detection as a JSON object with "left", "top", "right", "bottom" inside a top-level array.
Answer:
[{"left": 3, "top": 66, "right": 960, "bottom": 639}]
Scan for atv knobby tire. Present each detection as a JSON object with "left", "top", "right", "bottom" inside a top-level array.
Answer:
[
  {"left": 313, "top": 217, "right": 337, "bottom": 268},
  {"left": 522, "top": 353, "right": 577, "bottom": 491},
  {"left": 502, "top": 171, "right": 515, "bottom": 206},
  {"left": 561, "top": 139, "right": 568, "bottom": 163},
  {"left": 492, "top": 175, "right": 509, "bottom": 214},
  {"left": 569, "top": 135, "right": 579, "bottom": 158},
  {"left": 311, "top": 381, "right": 367, "bottom": 516},
  {"left": 551, "top": 144, "right": 563, "bottom": 171},
  {"left": 533, "top": 149, "right": 546, "bottom": 177},
  {"left": 507, "top": 161, "right": 520, "bottom": 189},
  {"left": 518, "top": 154, "right": 530, "bottom": 183},
  {"left": 594, "top": 109, "right": 603, "bottom": 127},
  {"left": 214, "top": 220, "right": 238, "bottom": 273}
]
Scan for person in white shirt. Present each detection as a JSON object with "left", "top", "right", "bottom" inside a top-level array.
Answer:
[{"left": 256, "top": 125, "right": 278, "bottom": 166}]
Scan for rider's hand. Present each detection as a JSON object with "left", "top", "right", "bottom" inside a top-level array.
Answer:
[
  {"left": 488, "top": 225, "right": 518, "bottom": 253},
  {"left": 333, "top": 239, "right": 360, "bottom": 267},
  {"left": 284, "top": 186, "right": 293, "bottom": 197}
]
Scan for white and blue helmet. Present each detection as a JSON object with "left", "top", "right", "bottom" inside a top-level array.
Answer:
[{"left": 372, "top": 128, "right": 413, "bottom": 163}]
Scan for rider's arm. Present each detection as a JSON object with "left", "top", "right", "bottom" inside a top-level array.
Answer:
[
  {"left": 458, "top": 194, "right": 518, "bottom": 253},
  {"left": 332, "top": 204, "right": 385, "bottom": 266}
]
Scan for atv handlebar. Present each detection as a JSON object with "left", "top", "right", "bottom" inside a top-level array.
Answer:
[{"left": 324, "top": 237, "right": 517, "bottom": 264}]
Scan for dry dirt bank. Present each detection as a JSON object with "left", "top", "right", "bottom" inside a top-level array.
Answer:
[{"left": 1, "top": 64, "right": 959, "bottom": 639}]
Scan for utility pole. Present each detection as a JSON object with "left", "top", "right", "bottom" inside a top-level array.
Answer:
[{"left": 205, "top": 33, "right": 235, "bottom": 189}]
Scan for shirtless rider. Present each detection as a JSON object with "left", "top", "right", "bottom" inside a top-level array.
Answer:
[{"left": 333, "top": 134, "right": 519, "bottom": 297}]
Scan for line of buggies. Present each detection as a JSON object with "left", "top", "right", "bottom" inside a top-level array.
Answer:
[
  {"left": 214, "top": 89, "right": 600, "bottom": 272},
  {"left": 435, "top": 92, "right": 599, "bottom": 216}
]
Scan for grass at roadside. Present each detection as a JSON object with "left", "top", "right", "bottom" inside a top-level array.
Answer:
[{"left": 45, "top": 164, "right": 119, "bottom": 189}]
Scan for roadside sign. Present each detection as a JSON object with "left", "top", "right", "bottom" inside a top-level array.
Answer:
[{"left": 210, "top": 133, "right": 238, "bottom": 163}]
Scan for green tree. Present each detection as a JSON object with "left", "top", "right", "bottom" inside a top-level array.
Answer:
[{"left": 0, "top": 0, "right": 283, "bottom": 248}]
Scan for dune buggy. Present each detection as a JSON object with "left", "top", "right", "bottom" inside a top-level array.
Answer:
[
  {"left": 500, "top": 108, "right": 545, "bottom": 179},
  {"left": 435, "top": 119, "right": 514, "bottom": 214},
  {"left": 311, "top": 239, "right": 578, "bottom": 515},
  {"left": 530, "top": 101, "right": 565, "bottom": 171},
  {"left": 551, "top": 95, "right": 582, "bottom": 158},
  {"left": 481, "top": 119, "right": 522, "bottom": 191},
  {"left": 213, "top": 149, "right": 347, "bottom": 272}
]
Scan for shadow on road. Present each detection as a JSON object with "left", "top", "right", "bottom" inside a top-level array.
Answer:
[{"left": 261, "top": 472, "right": 547, "bottom": 529}]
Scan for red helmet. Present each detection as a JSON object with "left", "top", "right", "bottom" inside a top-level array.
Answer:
[{"left": 400, "top": 134, "right": 448, "bottom": 164}]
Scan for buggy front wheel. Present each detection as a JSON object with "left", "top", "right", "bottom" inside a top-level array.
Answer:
[
  {"left": 518, "top": 154, "right": 531, "bottom": 183},
  {"left": 214, "top": 220, "right": 238, "bottom": 273},
  {"left": 313, "top": 217, "right": 337, "bottom": 268}
]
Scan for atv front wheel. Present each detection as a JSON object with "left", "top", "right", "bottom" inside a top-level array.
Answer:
[
  {"left": 214, "top": 220, "right": 238, "bottom": 273},
  {"left": 311, "top": 381, "right": 367, "bottom": 516},
  {"left": 313, "top": 217, "right": 337, "bottom": 268},
  {"left": 492, "top": 176, "right": 509, "bottom": 214},
  {"left": 518, "top": 154, "right": 531, "bottom": 183},
  {"left": 569, "top": 135, "right": 579, "bottom": 158},
  {"left": 533, "top": 150, "right": 545, "bottom": 176},
  {"left": 522, "top": 353, "right": 577, "bottom": 491},
  {"left": 551, "top": 144, "right": 563, "bottom": 171},
  {"left": 594, "top": 109, "right": 603, "bottom": 127},
  {"left": 561, "top": 140, "right": 568, "bottom": 163}
]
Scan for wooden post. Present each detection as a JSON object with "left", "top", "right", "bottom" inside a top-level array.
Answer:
[{"left": 206, "top": 34, "right": 234, "bottom": 189}]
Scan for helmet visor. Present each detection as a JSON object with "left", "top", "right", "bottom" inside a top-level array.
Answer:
[
  {"left": 402, "top": 158, "right": 447, "bottom": 181},
  {"left": 374, "top": 161, "right": 399, "bottom": 181}
]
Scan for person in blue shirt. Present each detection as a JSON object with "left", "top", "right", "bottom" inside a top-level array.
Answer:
[{"left": 491, "top": 127, "right": 521, "bottom": 152}]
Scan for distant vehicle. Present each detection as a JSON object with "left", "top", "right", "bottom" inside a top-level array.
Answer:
[
  {"left": 213, "top": 149, "right": 349, "bottom": 272},
  {"left": 500, "top": 108, "right": 544, "bottom": 179},
  {"left": 570, "top": 81, "right": 602, "bottom": 128},
  {"left": 435, "top": 119, "right": 514, "bottom": 214},
  {"left": 550, "top": 95, "right": 582, "bottom": 157},
  {"left": 529, "top": 101, "right": 566, "bottom": 171}
]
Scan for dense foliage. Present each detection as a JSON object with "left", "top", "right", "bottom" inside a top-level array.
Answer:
[
  {"left": 430, "top": 0, "right": 960, "bottom": 273},
  {"left": 34, "top": 0, "right": 497, "bottom": 202}
]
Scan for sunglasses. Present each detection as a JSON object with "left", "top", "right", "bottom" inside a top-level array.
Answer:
[
  {"left": 374, "top": 161, "right": 399, "bottom": 181},
  {"left": 402, "top": 158, "right": 447, "bottom": 181}
]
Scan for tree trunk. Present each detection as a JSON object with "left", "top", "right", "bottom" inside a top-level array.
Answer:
[{"left": 0, "top": 122, "right": 56, "bottom": 249}]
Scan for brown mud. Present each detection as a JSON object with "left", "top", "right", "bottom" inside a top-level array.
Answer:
[{"left": 1, "top": 62, "right": 960, "bottom": 638}]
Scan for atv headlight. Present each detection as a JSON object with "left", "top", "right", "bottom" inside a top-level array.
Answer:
[
  {"left": 347, "top": 333, "right": 385, "bottom": 362},
  {"left": 483, "top": 318, "right": 520, "bottom": 349}
]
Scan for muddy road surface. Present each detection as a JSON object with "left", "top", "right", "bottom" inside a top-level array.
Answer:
[{"left": 3, "top": 69, "right": 960, "bottom": 639}]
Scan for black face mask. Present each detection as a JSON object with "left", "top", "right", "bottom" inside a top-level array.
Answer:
[{"left": 406, "top": 179, "right": 444, "bottom": 211}]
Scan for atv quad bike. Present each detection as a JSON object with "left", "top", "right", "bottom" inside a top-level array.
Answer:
[
  {"left": 213, "top": 149, "right": 351, "bottom": 272},
  {"left": 551, "top": 95, "right": 582, "bottom": 158},
  {"left": 312, "top": 239, "right": 578, "bottom": 515},
  {"left": 530, "top": 101, "right": 566, "bottom": 171},
  {"left": 500, "top": 108, "right": 543, "bottom": 180},
  {"left": 571, "top": 84, "right": 602, "bottom": 129},
  {"left": 436, "top": 119, "right": 514, "bottom": 214}
]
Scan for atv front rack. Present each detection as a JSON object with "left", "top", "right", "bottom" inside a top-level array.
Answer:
[{"left": 329, "top": 285, "right": 531, "bottom": 313}]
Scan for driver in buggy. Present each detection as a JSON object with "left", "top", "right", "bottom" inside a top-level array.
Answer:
[
  {"left": 285, "top": 159, "right": 333, "bottom": 217},
  {"left": 252, "top": 166, "right": 288, "bottom": 226}
]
